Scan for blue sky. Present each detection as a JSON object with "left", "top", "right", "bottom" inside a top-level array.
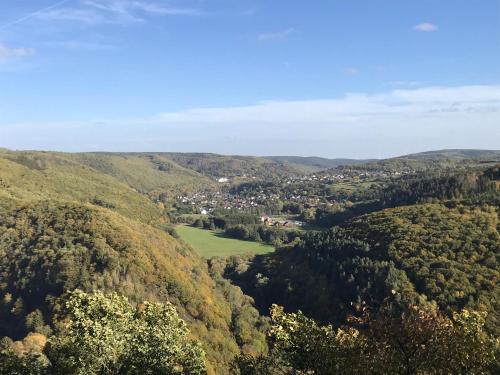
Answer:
[{"left": 0, "top": 0, "right": 499, "bottom": 158}]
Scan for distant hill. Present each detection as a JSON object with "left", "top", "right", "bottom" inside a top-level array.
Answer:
[
  {"left": 333, "top": 149, "right": 500, "bottom": 173},
  {"left": 402, "top": 149, "right": 500, "bottom": 161},
  {"left": 163, "top": 152, "right": 306, "bottom": 178},
  {"left": 266, "top": 156, "right": 373, "bottom": 172},
  {"left": 268, "top": 150, "right": 500, "bottom": 174}
]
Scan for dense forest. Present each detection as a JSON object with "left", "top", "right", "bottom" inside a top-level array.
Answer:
[
  {"left": 0, "top": 202, "right": 266, "bottom": 374},
  {"left": 0, "top": 149, "right": 498, "bottom": 374},
  {"left": 221, "top": 203, "right": 499, "bottom": 331}
]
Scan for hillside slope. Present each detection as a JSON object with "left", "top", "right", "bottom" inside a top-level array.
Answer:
[
  {"left": 71, "top": 152, "right": 214, "bottom": 193},
  {"left": 224, "top": 202, "right": 499, "bottom": 335},
  {"left": 0, "top": 202, "right": 266, "bottom": 374},
  {"left": 164, "top": 152, "right": 306, "bottom": 178},
  {"left": 0, "top": 150, "right": 162, "bottom": 223}
]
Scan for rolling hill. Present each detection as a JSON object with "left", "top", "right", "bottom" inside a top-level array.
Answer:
[
  {"left": 266, "top": 156, "right": 373, "bottom": 172},
  {"left": 164, "top": 152, "right": 307, "bottom": 178},
  {"left": 402, "top": 149, "right": 500, "bottom": 161},
  {"left": 0, "top": 150, "right": 163, "bottom": 223},
  {"left": 72, "top": 152, "right": 214, "bottom": 193},
  {"left": 330, "top": 149, "right": 500, "bottom": 173}
]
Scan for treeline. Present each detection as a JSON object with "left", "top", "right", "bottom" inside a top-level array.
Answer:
[
  {"left": 189, "top": 213, "right": 262, "bottom": 230},
  {"left": 166, "top": 153, "right": 301, "bottom": 179},
  {"left": 177, "top": 213, "right": 300, "bottom": 246},
  {"left": 224, "top": 225, "right": 301, "bottom": 246},
  {"left": 379, "top": 167, "right": 498, "bottom": 206}
]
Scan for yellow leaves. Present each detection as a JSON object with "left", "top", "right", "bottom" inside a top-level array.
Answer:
[{"left": 11, "top": 333, "right": 47, "bottom": 355}]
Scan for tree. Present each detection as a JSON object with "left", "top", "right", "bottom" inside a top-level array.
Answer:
[
  {"left": 0, "top": 337, "right": 48, "bottom": 375},
  {"left": 234, "top": 305, "right": 364, "bottom": 375},
  {"left": 361, "top": 304, "right": 499, "bottom": 375},
  {"left": 46, "top": 290, "right": 207, "bottom": 375},
  {"left": 234, "top": 304, "right": 499, "bottom": 375}
]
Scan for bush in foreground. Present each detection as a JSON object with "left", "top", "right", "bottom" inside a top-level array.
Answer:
[{"left": 1, "top": 290, "right": 206, "bottom": 375}]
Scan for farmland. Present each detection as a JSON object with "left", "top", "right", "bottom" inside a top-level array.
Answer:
[{"left": 176, "top": 225, "right": 274, "bottom": 258}]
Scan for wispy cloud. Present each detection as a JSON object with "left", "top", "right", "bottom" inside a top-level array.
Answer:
[
  {"left": 37, "top": 8, "right": 112, "bottom": 24},
  {"left": 84, "top": 0, "right": 202, "bottom": 16},
  {"left": 46, "top": 40, "right": 116, "bottom": 50},
  {"left": 0, "top": 0, "right": 71, "bottom": 31},
  {"left": 414, "top": 23, "right": 438, "bottom": 32},
  {"left": 0, "top": 43, "right": 35, "bottom": 61},
  {"left": 257, "top": 28, "right": 296, "bottom": 41},
  {"left": 36, "top": 0, "right": 203, "bottom": 24}
]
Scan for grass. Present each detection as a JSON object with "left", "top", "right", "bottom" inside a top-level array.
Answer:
[{"left": 176, "top": 225, "right": 274, "bottom": 258}]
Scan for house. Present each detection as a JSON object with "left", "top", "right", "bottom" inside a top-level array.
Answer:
[
  {"left": 260, "top": 214, "right": 272, "bottom": 225},
  {"left": 217, "top": 177, "right": 229, "bottom": 183}
]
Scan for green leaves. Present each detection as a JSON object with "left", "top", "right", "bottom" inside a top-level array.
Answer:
[
  {"left": 46, "top": 290, "right": 206, "bottom": 375},
  {"left": 235, "top": 304, "right": 499, "bottom": 375}
]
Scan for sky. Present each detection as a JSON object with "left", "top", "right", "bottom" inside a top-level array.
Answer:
[{"left": 0, "top": 0, "right": 499, "bottom": 158}]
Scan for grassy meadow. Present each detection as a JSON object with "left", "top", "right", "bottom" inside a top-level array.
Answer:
[{"left": 176, "top": 225, "right": 274, "bottom": 258}]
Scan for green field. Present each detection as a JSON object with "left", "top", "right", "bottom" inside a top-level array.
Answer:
[{"left": 176, "top": 225, "right": 274, "bottom": 258}]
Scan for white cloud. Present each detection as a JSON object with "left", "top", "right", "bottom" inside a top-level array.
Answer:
[
  {"left": 1, "top": 85, "right": 499, "bottom": 158},
  {"left": 0, "top": 43, "right": 35, "bottom": 61},
  {"left": 257, "top": 28, "right": 296, "bottom": 41},
  {"left": 414, "top": 23, "right": 438, "bottom": 32},
  {"left": 156, "top": 85, "right": 500, "bottom": 125}
]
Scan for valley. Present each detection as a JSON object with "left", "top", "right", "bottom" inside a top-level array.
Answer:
[{"left": 0, "top": 148, "right": 499, "bottom": 374}]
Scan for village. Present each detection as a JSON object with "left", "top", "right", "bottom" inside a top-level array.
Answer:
[{"left": 173, "top": 166, "right": 415, "bottom": 216}]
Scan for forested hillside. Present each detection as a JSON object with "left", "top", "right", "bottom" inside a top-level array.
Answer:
[
  {"left": 72, "top": 152, "right": 215, "bottom": 192},
  {"left": 165, "top": 153, "right": 306, "bottom": 178},
  {"left": 221, "top": 176, "right": 500, "bottom": 335},
  {"left": 0, "top": 150, "right": 161, "bottom": 222},
  {"left": 0, "top": 202, "right": 266, "bottom": 374}
]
